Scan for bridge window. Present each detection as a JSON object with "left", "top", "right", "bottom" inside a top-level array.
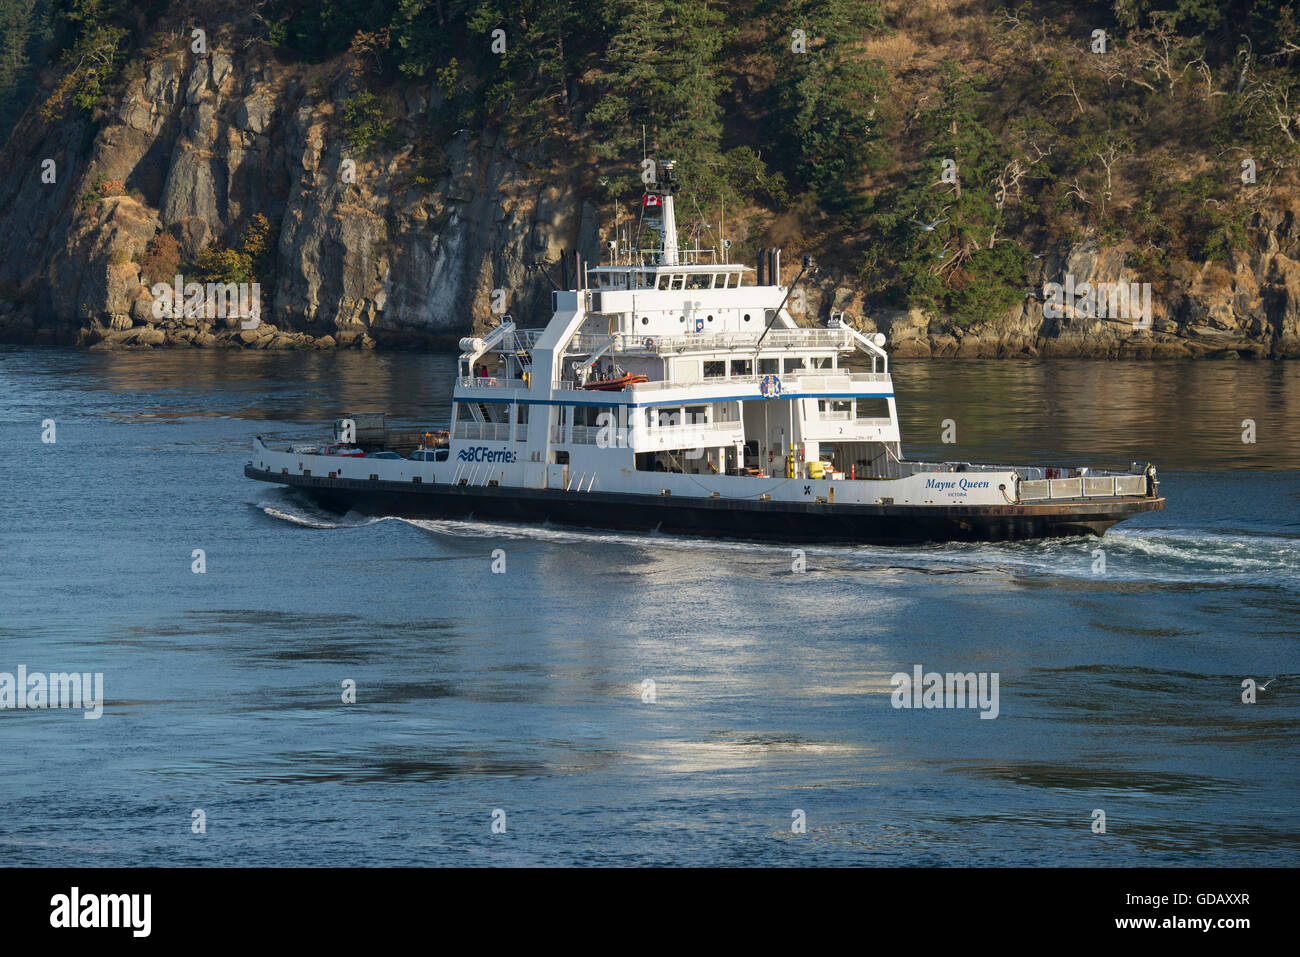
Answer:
[
  {"left": 811, "top": 356, "right": 833, "bottom": 369},
  {"left": 758, "top": 358, "right": 778, "bottom": 374},
  {"left": 658, "top": 274, "right": 671, "bottom": 290},
  {"left": 730, "top": 358, "right": 752, "bottom": 377},
  {"left": 856, "top": 397, "right": 891, "bottom": 419},
  {"left": 687, "top": 274, "right": 710, "bottom": 290},
  {"left": 703, "top": 360, "right": 725, "bottom": 378},
  {"left": 783, "top": 357, "right": 805, "bottom": 373}
]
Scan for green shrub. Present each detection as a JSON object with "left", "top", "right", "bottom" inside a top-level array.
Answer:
[{"left": 341, "top": 90, "right": 397, "bottom": 153}]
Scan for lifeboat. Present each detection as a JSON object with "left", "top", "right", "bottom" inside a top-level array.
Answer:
[{"left": 581, "top": 373, "right": 649, "bottom": 391}]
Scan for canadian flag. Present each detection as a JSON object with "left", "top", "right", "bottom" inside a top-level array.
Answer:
[{"left": 643, "top": 194, "right": 662, "bottom": 207}]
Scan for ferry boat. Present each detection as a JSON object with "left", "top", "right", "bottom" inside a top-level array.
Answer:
[{"left": 245, "top": 162, "right": 1164, "bottom": 544}]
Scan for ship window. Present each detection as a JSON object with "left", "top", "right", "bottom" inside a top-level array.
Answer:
[
  {"left": 658, "top": 274, "right": 671, "bottom": 290},
  {"left": 687, "top": 273, "right": 709, "bottom": 290},
  {"left": 679, "top": 316, "right": 686, "bottom": 323},
  {"left": 672, "top": 275, "right": 686, "bottom": 290},
  {"left": 730, "top": 358, "right": 752, "bottom": 377},
  {"left": 703, "top": 360, "right": 725, "bottom": 378},
  {"left": 856, "top": 398, "right": 891, "bottom": 419},
  {"left": 783, "top": 357, "right": 805, "bottom": 373},
  {"left": 758, "top": 358, "right": 778, "bottom": 374},
  {"left": 811, "top": 356, "right": 833, "bottom": 369},
  {"left": 685, "top": 405, "right": 708, "bottom": 423},
  {"left": 515, "top": 404, "right": 529, "bottom": 424},
  {"left": 641, "top": 316, "right": 649, "bottom": 325},
  {"left": 743, "top": 313, "right": 751, "bottom": 322},
  {"left": 706, "top": 314, "right": 714, "bottom": 323}
]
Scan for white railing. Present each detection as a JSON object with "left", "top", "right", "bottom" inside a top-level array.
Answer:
[
  {"left": 566, "top": 328, "right": 854, "bottom": 357},
  {"left": 624, "top": 371, "right": 891, "bottom": 394},
  {"left": 1019, "top": 474, "right": 1149, "bottom": 501},
  {"left": 457, "top": 376, "right": 528, "bottom": 389},
  {"left": 551, "top": 425, "right": 603, "bottom": 445},
  {"left": 454, "top": 422, "right": 512, "bottom": 441}
]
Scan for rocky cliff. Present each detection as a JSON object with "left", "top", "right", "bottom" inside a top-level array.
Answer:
[
  {"left": 0, "top": 38, "right": 600, "bottom": 350},
  {"left": 0, "top": 37, "right": 1298, "bottom": 358}
]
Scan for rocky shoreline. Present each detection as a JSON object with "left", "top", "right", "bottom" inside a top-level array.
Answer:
[{"left": 1, "top": 39, "right": 1298, "bottom": 359}]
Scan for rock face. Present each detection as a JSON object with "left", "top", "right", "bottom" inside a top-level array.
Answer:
[
  {"left": 0, "top": 39, "right": 1297, "bottom": 356},
  {"left": 803, "top": 203, "right": 1300, "bottom": 359},
  {"left": 0, "top": 43, "right": 593, "bottom": 348}
]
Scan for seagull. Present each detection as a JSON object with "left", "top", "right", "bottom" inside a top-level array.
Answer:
[
  {"left": 1259, "top": 677, "right": 1278, "bottom": 690},
  {"left": 1032, "top": 252, "right": 1045, "bottom": 260},
  {"left": 910, "top": 215, "right": 949, "bottom": 232}
]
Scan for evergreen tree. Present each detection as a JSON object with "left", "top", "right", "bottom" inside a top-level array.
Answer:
[
  {"left": 766, "top": 0, "right": 888, "bottom": 212},
  {"left": 587, "top": 0, "right": 728, "bottom": 204}
]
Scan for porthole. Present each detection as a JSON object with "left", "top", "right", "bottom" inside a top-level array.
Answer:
[
  {"left": 641, "top": 316, "right": 649, "bottom": 325},
  {"left": 706, "top": 315, "right": 714, "bottom": 322},
  {"left": 679, "top": 316, "right": 686, "bottom": 323},
  {"left": 743, "top": 313, "right": 751, "bottom": 322}
]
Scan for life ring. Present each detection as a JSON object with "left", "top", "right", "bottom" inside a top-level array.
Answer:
[{"left": 643, "top": 337, "right": 655, "bottom": 349}]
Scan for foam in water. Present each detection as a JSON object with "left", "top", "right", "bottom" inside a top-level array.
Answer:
[{"left": 254, "top": 498, "right": 1299, "bottom": 590}]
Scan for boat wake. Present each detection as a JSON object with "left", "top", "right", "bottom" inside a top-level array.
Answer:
[
  {"left": 252, "top": 494, "right": 1298, "bottom": 590},
  {"left": 250, "top": 494, "right": 394, "bottom": 530}
]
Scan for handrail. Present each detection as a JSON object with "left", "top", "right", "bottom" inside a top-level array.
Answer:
[
  {"left": 829, "top": 315, "right": 889, "bottom": 374},
  {"left": 565, "top": 328, "right": 854, "bottom": 357}
]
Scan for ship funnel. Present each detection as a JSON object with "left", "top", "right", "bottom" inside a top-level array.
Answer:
[{"left": 756, "top": 247, "right": 766, "bottom": 285}]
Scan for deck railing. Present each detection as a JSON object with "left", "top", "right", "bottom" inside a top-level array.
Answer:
[
  {"left": 566, "top": 328, "right": 855, "bottom": 357},
  {"left": 1019, "top": 474, "right": 1147, "bottom": 501},
  {"left": 457, "top": 376, "right": 528, "bottom": 389},
  {"left": 453, "top": 422, "right": 512, "bottom": 441}
]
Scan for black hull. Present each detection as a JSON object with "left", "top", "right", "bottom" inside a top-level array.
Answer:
[{"left": 246, "top": 465, "right": 1165, "bottom": 545}]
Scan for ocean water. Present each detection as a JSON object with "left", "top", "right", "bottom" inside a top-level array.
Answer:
[{"left": 0, "top": 347, "right": 1296, "bottom": 866}]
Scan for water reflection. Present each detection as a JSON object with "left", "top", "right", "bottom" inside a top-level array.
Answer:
[{"left": 890, "top": 359, "right": 1300, "bottom": 470}]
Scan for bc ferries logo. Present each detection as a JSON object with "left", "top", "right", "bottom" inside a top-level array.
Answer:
[
  {"left": 759, "top": 374, "right": 782, "bottom": 398},
  {"left": 926, "top": 477, "right": 991, "bottom": 493},
  {"left": 458, "top": 446, "right": 516, "bottom": 463}
]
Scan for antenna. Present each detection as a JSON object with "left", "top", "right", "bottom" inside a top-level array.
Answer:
[{"left": 755, "top": 255, "right": 815, "bottom": 354}]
